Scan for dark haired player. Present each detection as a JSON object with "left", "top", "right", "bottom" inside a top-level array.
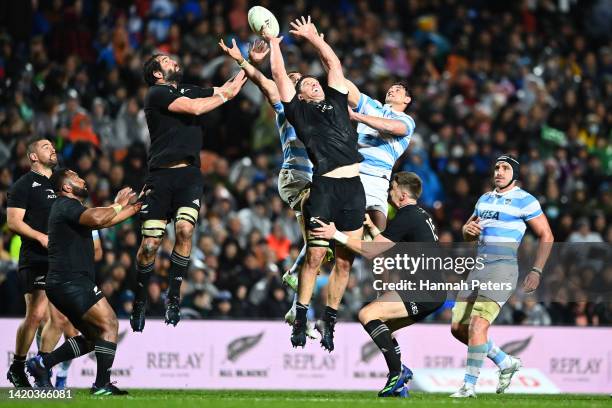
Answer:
[
  {"left": 313, "top": 172, "right": 443, "bottom": 398},
  {"left": 26, "top": 168, "right": 141, "bottom": 395},
  {"left": 450, "top": 155, "right": 553, "bottom": 397},
  {"left": 130, "top": 54, "right": 246, "bottom": 331},
  {"left": 345, "top": 81, "right": 415, "bottom": 231},
  {"left": 265, "top": 17, "right": 366, "bottom": 350},
  {"left": 6, "top": 138, "right": 58, "bottom": 387}
]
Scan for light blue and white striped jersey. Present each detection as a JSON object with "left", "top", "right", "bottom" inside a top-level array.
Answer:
[
  {"left": 474, "top": 186, "right": 543, "bottom": 262},
  {"left": 355, "top": 93, "right": 415, "bottom": 179},
  {"left": 273, "top": 102, "right": 313, "bottom": 174}
]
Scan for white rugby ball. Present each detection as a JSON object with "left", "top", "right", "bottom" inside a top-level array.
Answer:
[{"left": 248, "top": 6, "right": 280, "bottom": 38}]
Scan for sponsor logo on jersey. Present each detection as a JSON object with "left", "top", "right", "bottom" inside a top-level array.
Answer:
[
  {"left": 480, "top": 210, "right": 500, "bottom": 220},
  {"left": 32, "top": 181, "right": 41, "bottom": 187}
]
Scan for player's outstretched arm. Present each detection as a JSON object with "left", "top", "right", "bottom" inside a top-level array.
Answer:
[
  {"left": 219, "top": 38, "right": 281, "bottom": 105},
  {"left": 290, "top": 16, "right": 346, "bottom": 93},
  {"left": 345, "top": 79, "right": 361, "bottom": 109},
  {"left": 264, "top": 33, "right": 295, "bottom": 103},
  {"left": 349, "top": 109, "right": 410, "bottom": 137},
  {"left": 6, "top": 207, "right": 48, "bottom": 248},
  {"left": 79, "top": 187, "right": 141, "bottom": 228},
  {"left": 167, "top": 71, "right": 247, "bottom": 115},
  {"left": 522, "top": 214, "right": 554, "bottom": 292}
]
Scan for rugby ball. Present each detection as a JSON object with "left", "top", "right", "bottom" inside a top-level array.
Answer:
[{"left": 248, "top": 6, "right": 280, "bottom": 38}]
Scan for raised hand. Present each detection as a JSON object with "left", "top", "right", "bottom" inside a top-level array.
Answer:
[
  {"left": 289, "top": 16, "right": 318, "bottom": 41},
  {"left": 249, "top": 40, "right": 270, "bottom": 64},
  {"left": 219, "top": 70, "right": 248, "bottom": 100},
  {"left": 218, "top": 38, "right": 244, "bottom": 62},
  {"left": 114, "top": 187, "right": 136, "bottom": 207}
]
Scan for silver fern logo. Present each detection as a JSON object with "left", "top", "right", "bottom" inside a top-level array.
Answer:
[
  {"left": 500, "top": 336, "right": 532, "bottom": 355},
  {"left": 227, "top": 332, "right": 264, "bottom": 362},
  {"left": 359, "top": 341, "right": 380, "bottom": 364}
]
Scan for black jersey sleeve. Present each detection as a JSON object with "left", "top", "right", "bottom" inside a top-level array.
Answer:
[
  {"left": 61, "top": 199, "right": 87, "bottom": 226},
  {"left": 185, "top": 85, "right": 214, "bottom": 98},
  {"left": 7, "top": 176, "right": 30, "bottom": 209},
  {"left": 146, "top": 85, "right": 181, "bottom": 110}
]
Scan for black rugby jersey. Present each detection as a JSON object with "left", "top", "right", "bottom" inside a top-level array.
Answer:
[
  {"left": 144, "top": 84, "right": 214, "bottom": 170},
  {"left": 382, "top": 205, "right": 438, "bottom": 242},
  {"left": 46, "top": 196, "right": 94, "bottom": 284},
  {"left": 282, "top": 86, "right": 363, "bottom": 175},
  {"left": 7, "top": 171, "right": 57, "bottom": 265}
]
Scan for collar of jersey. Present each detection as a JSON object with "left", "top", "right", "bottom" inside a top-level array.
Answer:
[
  {"left": 31, "top": 169, "right": 48, "bottom": 178},
  {"left": 383, "top": 103, "right": 406, "bottom": 115},
  {"left": 492, "top": 186, "right": 519, "bottom": 197}
]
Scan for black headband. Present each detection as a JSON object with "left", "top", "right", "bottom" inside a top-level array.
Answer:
[{"left": 496, "top": 155, "right": 520, "bottom": 187}]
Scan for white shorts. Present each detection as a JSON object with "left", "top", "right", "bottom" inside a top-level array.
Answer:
[
  {"left": 278, "top": 169, "right": 311, "bottom": 211},
  {"left": 457, "top": 261, "right": 519, "bottom": 307},
  {"left": 359, "top": 173, "right": 390, "bottom": 216}
]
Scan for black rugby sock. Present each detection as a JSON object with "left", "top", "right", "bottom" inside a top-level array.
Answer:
[
  {"left": 135, "top": 262, "right": 154, "bottom": 302},
  {"left": 42, "top": 335, "right": 92, "bottom": 368},
  {"left": 168, "top": 251, "right": 190, "bottom": 299},
  {"left": 94, "top": 340, "right": 116, "bottom": 387},
  {"left": 364, "top": 319, "right": 401, "bottom": 374}
]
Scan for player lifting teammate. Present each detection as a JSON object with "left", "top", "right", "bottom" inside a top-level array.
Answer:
[
  {"left": 130, "top": 54, "right": 246, "bottom": 331},
  {"left": 313, "top": 172, "right": 444, "bottom": 398},
  {"left": 264, "top": 16, "right": 366, "bottom": 350}
]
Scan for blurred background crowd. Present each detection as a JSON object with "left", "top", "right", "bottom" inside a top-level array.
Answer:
[{"left": 0, "top": 0, "right": 611, "bottom": 326}]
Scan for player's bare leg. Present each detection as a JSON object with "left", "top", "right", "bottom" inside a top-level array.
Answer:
[
  {"left": 291, "top": 245, "right": 326, "bottom": 347},
  {"left": 40, "top": 303, "right": 79, "bottom": 388},
  {"left": 7, "top": 291, "right": 48, "bottom": 387},
  {"left": 358, "top": 291, "right": 413, "bottom": 397},
  {"left": 164, "top": 217, "right": 196, "bottom": 326},
  {"left": 450, "top": 299, "right": 520, "bottom": 397},
  {"left": 367, "top": 209, "right": 387, "bottom": 232},
  {"left": 130, "top": 225, "right": 165, "bottom": 332},
  {"left": 317, "top": 227, "right": 362, "bottom": 352}
]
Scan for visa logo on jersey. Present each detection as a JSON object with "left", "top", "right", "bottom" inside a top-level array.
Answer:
[{"left": 480, "top": 210, "right": 500, "bottom": 220}]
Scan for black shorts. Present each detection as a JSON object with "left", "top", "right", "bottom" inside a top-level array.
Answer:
[
  {"left": 141, "top": 166, "right": 203, "bottom": 222},
  {"left": 303, "top": 175, "right": 366, "bottom": 232},
  {"left": 17, "top": 263, "right": 48, "bottom": 294},
  {"left": 45, "top": 276, "right": 104, "bottom": 329},
  {"left": 400, "top": 294, "right": 445, "bottom": 323}
]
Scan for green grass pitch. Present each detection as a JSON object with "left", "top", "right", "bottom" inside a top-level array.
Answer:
[{"left": 2, "top": 390, "right": 611, "bottom": 408}]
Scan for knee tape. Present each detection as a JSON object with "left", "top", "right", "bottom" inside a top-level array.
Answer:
[
  {"left": 175, "top": 207, "right": 198, "bottom": 226},
  {"left": 141, "top": 220, "right": 167, "bottom": 238},
  {"left": 471, "top": 296, "right": 501, "bottom": 323},
  {"left": 451, "top": 301, "right": 473, "bottom": 325}
]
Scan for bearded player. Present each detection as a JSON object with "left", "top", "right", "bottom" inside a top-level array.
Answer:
[{"left": 130, "top": 55, "right": 246, "bottom": 331}]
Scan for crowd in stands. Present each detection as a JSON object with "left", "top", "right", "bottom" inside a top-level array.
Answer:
[{"left": 0, "top": 0, "right": 610, "bottom": 326}]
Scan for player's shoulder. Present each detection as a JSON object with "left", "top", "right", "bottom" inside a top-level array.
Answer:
[
  {"left": 146, "top": 84, "right": 175, "bottom": 98},
  {"left": 10, "top": 171, "right": 34, "bottom": 191},
  {"left": 509, "top": 187, "right": 539, "bottom": 207}
]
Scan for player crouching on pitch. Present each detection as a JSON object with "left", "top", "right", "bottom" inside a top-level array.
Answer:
[
  {"left": 27, "top": 169, "right": 144, "bottom": 395},
  {"left": 449, "top": 155, "right": 554, "bottom": 398},
  {"left": 312, "top": 172, "right": 444, "bottom": 398}
]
